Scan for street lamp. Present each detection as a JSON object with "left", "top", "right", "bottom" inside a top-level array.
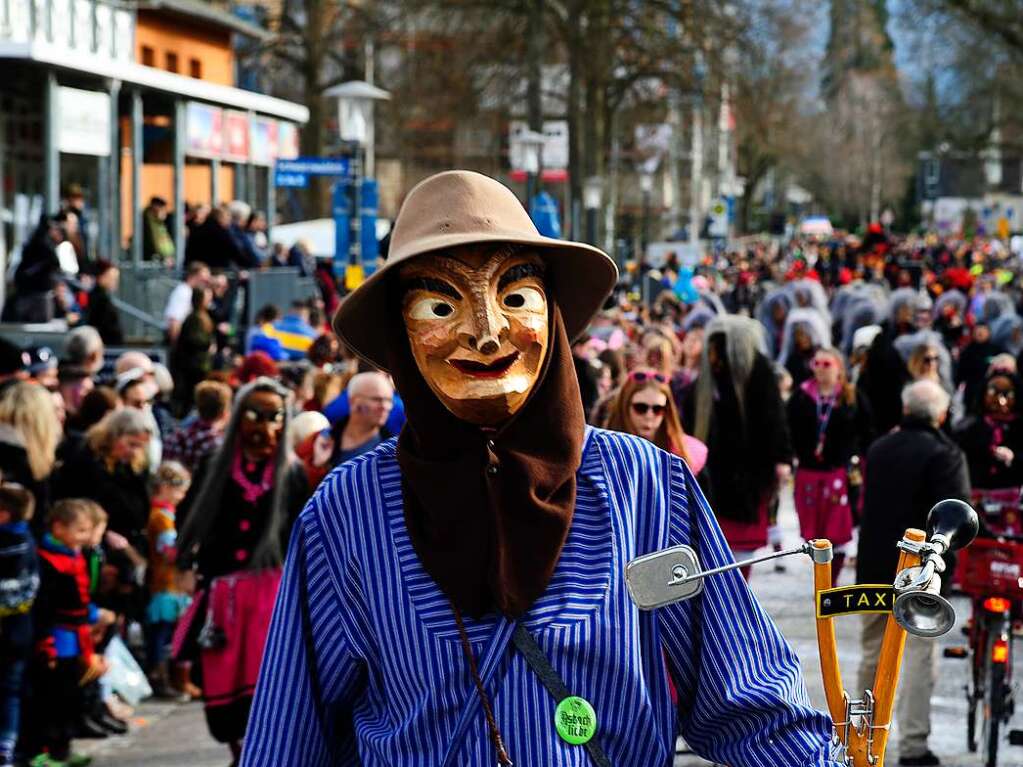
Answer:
[
  {"left": 583, "top": 176, "right": 603, "bottom": 246},
  {"left": 324, "top": 80, "right": 391, "bottom": 178}
]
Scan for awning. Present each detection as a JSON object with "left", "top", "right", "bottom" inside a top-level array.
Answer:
[{"left": 0, "top": 39, "right": 309, "bottom": 123}]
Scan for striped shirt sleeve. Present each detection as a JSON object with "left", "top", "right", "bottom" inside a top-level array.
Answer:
[
  {"left": 659, "top": 455, "right": 843, "bottom": 767},
  {"left": 241, "top": 506, "right": 365, "bottom": 766}
]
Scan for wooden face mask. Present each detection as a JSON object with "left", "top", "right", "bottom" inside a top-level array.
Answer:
[{"left": 400, "top": 246, "right": 549, "bottom": 426}]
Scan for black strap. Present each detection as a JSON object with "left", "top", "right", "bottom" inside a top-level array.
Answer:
[{"left": 511, "top": 624, "right": 612, "bottom": 767}]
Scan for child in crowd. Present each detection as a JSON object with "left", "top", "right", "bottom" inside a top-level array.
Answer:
[
  {"left": 77, "top": 503, "right": 127, "bottom": 739},
  {"left": 146, "top": 462, "right": 192, "bottom": 699},
  {"left": 29, "top": 499, "right": 111, "bottom": 767},
  {"left": 0, "top": 485, "right": 38, "bottom": 767}
]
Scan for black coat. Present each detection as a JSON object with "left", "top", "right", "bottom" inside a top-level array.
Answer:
[
  {"left": 0, "top": 522, "right": 37, "bottom": 655},
  {"left": 856, "top": 417, "right": 970, "bottom": 590},
  {"left": 0, "top": 433, "right": 51, "bottom": 537},
  {"left": 85, "top": 287, "right": 124, "bottom": 346},
  {"left": 786, "top": 386, "right": 873, "bottom": 471},
  {"left": 14, "top": 234, "right": 60, "bottom": 295},
  {"left": 52, "top": 440, "right": 150, "bottom": 552},
  {"left": 683, "top": 352, "right": 793, "bottom": 523},
  {"left": 954, "top": 415, "right": 1023, "bottom": 489},
  {"left": 858, "top": 323, "right": 911, "bottom": 439}
]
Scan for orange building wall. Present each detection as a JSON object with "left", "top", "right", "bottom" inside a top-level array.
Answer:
[
  {"left": 135, "top": 11, "right": 234, "bottom": 86},
  {"left": 120, "top": 154, "right": 236, "bottom": 247}
]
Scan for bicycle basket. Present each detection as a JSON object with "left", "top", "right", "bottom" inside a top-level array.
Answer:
[{"left": 957, "top": 537, "right": 1023, "bottom": 599}]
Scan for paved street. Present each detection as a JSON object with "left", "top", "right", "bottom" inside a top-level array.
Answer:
[{"left": 77, "top": 493, "right": 1017, "bottom": 766}]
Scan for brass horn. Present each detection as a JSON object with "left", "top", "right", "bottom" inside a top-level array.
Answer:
[{"left": 893, "top": 499, "right": 979, "bottom": 638}]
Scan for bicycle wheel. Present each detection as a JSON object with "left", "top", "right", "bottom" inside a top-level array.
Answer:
[
  {"left": 969, "top": 613, "right": 988, "bottom": 752},
  {"left": 983, "top": 635, "right": 1007, "bottom": 767}
]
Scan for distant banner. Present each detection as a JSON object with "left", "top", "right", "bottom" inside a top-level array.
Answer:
[
  {"left": 223, "top": 110, "right": 251, "bottom": 163},
  {"left": 58, "top": 87, "right": 111, "bottom": 157},
  {"left": 250, "top": 118, "right": 279, "bottom": 167},
  {"left": 185, "top": 102, "right": 224, "bottom": 159}
]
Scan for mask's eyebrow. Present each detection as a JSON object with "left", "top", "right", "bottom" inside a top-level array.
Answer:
[
  {"left": 497, "top": 262, "right": 545, "bottom": 292},
  {"left": 401, "top": 276, "right": 461, "bottom": 301}
]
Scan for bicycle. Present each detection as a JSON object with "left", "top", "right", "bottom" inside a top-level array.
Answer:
[{"left": 951, "top": 488, "right": 1023, "bottom": 766}]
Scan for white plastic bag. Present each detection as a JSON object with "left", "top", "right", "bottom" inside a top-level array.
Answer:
[{"left": 101, "top": 634, "right": 153, "bottom": 706}]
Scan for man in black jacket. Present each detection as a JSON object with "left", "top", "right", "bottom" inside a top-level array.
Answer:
[{"left": 856, "top": 379, "right": 970, "bottom": 766}]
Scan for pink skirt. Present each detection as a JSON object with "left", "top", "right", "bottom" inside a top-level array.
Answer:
[
  {"left": 200, "top": 568, "right": 282, "bottom": 711},
  {"left": 717, "top": 498, "right": 770, "bottom": 552},
  {"left": 794, "top": 468, "right": 853, "bottom": 546}
]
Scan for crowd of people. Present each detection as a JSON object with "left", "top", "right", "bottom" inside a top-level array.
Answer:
[{"left": 1, "top": 191, "right": 1022, "bottom": 765}]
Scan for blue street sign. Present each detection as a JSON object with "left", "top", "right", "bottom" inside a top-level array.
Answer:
[
  {"left": 360, "top": 179, "right": 379, "bottom": 276},
  {"left": 276, "top": 157, "right": 351, "bottom": 176},
  {"left": 274, "top": 171, "right": 308, "bottom": 188},
  {"left": 333, "top": 180, "right": 352, "bottom": 278}
]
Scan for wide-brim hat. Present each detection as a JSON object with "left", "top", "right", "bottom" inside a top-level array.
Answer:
[{"left": 332, "top": 170, "right": 618, "bottom": 372}]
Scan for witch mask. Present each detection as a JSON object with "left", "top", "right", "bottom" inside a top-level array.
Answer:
[{"left": 400, "top": 245, "right": 549, "bottom": 426}]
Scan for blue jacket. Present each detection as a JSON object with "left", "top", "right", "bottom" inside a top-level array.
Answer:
[{"left": 0, "top": 521, "right": 37, "bottom": 655}]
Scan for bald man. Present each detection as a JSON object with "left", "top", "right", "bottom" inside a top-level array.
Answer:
[{"left": 330, "top": 372, "right": 395, "bottom": 466}]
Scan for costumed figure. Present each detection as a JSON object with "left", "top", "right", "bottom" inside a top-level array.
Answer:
[
  {"left": 839, "top": 295, "right": 884, "bottom": 356},
  {"left": 787, "top": 278, "right": 832, "bottom": 329},
  {"left": 786, "top": 347, "right": 873, "bottom": 584},
  {"left": 955, "top": 370, "right": 1023, "bottom": 492},
  {"left": 242, "top": 171, "right": 840, "bottom": 766},
  {"left": 894, "top": 330, "right": 953, "bottom": 393},
  {"left": 991, "top": 312, "right": 1023, "bottom": 358},
  {"left": 175, "top": 378, "right": 308, "bottom": 765},
  {"left": 777, "top": 307, "right": 832, "bottom": 386},
  {"left": 756, "top": 286, "right": 791, "bottom": 358},
  {"left": 685, "top": 314, "right": 794, "bottom": 577},
  {"left": 931, "top": 289, "right": 967, "bottom": 354},
  {"left": 859, "top": 288, "right": 930, "bottom": 438}
]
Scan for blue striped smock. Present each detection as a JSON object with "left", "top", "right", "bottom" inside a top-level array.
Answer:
[{"left": 242, "top": 427, "right": 843, "bottom": 766}]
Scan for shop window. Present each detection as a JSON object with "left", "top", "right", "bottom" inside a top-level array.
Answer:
[
  {"left": 141, "top": 46, "right": 155, "bottom": 66},
  {"left": 190, "top": 58, "right": 202, "bottom": 79},
  {"left": 166, "top": 52, "right": 179, "bottom": 73}
]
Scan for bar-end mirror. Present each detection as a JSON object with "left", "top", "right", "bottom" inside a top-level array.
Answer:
[{"left": 625, "top": 545, "right": 704, "bottom": 610}]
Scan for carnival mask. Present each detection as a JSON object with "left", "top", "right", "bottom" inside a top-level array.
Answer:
[
  {"left": 239, "top": 390, "right": 286, "bottom": 461},
  {"left": 985, "top": 376, "right": 1016, "bottom": 420},
  {"left": 400, "top": 246, "right": 549, "bottom": 425}
]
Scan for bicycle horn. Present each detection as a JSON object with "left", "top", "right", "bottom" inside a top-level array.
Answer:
[{"left": 893, "top": 499, "right": 979, "bottom": 638}]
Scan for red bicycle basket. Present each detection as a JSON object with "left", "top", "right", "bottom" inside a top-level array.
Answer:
[{"left": 958, "top": 537, "right": 1023, "bottom": 599}]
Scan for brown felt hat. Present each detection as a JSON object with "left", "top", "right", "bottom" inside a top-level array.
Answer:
[{"left": 332, "top": 170, "right": 618, "bottom": 372}]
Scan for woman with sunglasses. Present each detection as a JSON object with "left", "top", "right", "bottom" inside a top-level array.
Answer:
[
  {"left": 786, "top": 347, "right": 872, "bottom": 584},
  {"left": 604, "top": 369, "right": 707, "bottom": 475}
]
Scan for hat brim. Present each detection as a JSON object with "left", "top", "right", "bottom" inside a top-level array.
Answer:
[{"left": 332, "top": 233, "right": 618, "bottom": 373}]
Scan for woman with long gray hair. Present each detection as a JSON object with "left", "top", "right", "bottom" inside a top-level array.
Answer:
[
  {"left": 683, "top": 315, "right": 793, "bottom": 579},
  {"left": 175, "top": 377, "right": 309, "bottom": 765}
]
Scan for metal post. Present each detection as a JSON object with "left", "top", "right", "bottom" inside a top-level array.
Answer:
[
  {"left": 173, "top": 99, "right": 185, "bottom": 269},
  {"left": 266, "top": 164, "right": 275, "bottom": 240},
  {"left": 525, "top": 0, "right": 543, "bottom": 210},
  {"left": 109, "top": 79, "right": 121, "bottom": 260},
  {"left": 667, "top": 90, "right": 682, "bottom": 238},
  {"left": 211, "top": 157, "right": 221, "bottom": 207},
  {"left": 689, "top": 100, "right": 702, "bottom": 249},
  {"left": 131, "top": 88, "right": 142, "bottom": 265},
  {"left": 0, "top": 115, "right": 6, "bottom": 311},
  {"left": 44, "top": 71, "right": 60, "bottom": 214}
]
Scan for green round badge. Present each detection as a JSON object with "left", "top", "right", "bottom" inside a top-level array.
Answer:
[{"left": 554, "top": 696, "right": 597, "bottom": 745}]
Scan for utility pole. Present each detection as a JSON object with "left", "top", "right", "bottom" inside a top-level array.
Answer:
[
  {"left": 526, "top": 0, "right": 544, "bottom": 208},
  {"left": 689, "top": 50, "right": 705, "bottom": 250},
  {"left": 668, "top": 90, "right": 683, "bottom": 238},
  {"left": 689, "top": 100, "right": 703, "bottom": 249}
]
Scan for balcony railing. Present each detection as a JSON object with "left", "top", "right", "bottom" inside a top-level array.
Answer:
[{"left": 0, "top": 0, "right": 134, "bottom": 62}]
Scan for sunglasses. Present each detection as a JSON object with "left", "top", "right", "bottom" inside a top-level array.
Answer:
[
  {"left": 631, "top": 402, "right": 666, "bottom": 416},
  {"left": 811, "top": 358, "right": 836, "bottom": 369},
  {"left": 923, "top": 355, "right": 940, "bottom": 364},
  {"left": 628, "top": 370, "right": 667, "bottom": 384},
  {"left": 242, "top": 407, "right": 286, "bottom": 425}
]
